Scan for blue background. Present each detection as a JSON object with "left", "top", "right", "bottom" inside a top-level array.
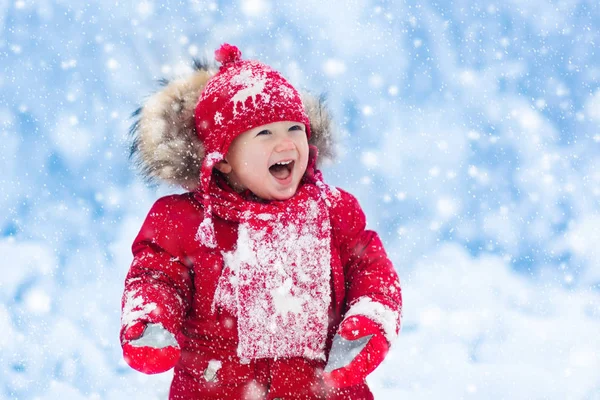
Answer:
[{"left": 1, "top": 1, "right": 599, "bottom": 398}]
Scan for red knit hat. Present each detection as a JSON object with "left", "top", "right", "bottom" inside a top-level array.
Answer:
[
  {"left": 194, "top": 43, "right": 311, "bottom": 247},
  {"left": 195, "top": 43, "right": 310, "bottom": 160}
]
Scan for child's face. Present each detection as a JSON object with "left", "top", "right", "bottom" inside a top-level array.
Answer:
[{"left": 217, "top": 121, "right": 310, "bottom": 201}]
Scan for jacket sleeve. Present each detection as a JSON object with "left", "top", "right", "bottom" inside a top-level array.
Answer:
[
  {"left": 120, "top": 195, "right": 194, "bottom": 341},
  {"left": 332, "top": 189, "right": 402, "bottom": 344}
]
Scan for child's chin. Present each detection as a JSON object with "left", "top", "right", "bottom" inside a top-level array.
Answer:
[
  {"left": 268, "top": 191, "right": 296, "bottom": 201},
  {"left": 267, "top": 186, "right": 298, "bottom": 201}
]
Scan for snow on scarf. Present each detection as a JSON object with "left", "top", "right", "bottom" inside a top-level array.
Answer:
[{"left": 194, "top": 149, "right": 333, "bottom": 362}]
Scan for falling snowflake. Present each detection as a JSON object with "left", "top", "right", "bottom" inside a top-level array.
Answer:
[{"left": 214, "top": 111, "right": 224, "bottom": 125}]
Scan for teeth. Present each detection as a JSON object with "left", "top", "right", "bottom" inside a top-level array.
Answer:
[{"left": 273, "top": 160, "right": 292, "bottom": 166}]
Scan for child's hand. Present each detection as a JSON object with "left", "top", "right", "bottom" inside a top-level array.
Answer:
[
  {"left": 122, "top": 322, "right": 181, "bottom": 374},
  {"left": 322, "top": 315, "right": 389, "bottom": 388}
]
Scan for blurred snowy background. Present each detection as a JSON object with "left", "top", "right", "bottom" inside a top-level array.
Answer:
[{"left": 1, "top": 0, "right": 599, "bottom": 399}]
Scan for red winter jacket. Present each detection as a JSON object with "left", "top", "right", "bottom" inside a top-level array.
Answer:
[{"left": 121, "top": 187, "right": 401, "bottom": 399}]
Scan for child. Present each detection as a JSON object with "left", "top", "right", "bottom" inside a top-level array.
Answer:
[{"left": 120, "top": 43, "right": 402, "bottom": 400}]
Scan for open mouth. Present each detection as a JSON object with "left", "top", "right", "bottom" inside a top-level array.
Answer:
[{"left": 269, "top": 160, "right": 295, "bottom": 181}]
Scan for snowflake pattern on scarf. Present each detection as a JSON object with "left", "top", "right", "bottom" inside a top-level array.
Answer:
[{"left": 212, "top": 191, "right": 332, "bottom": 362}]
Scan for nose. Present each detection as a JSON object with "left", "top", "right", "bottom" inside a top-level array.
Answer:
[{"left": 274, "top": 138, "right": 295, "bottom": 152}]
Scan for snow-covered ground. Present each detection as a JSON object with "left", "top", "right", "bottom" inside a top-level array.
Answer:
[{"left": 1, "top": 1, "right": 599, "bottom": 399}]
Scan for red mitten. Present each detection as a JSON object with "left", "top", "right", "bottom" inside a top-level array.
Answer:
[
  {"left": 323, "top": 315, "right": 390, "bottom": 388},
  {"left": 122, "top": 321, "right": 181, "bottom": 374}
]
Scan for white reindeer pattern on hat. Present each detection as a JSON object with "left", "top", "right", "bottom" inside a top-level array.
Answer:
[{"left": 230, "top": 69, "right": 269, "bottom": 117}]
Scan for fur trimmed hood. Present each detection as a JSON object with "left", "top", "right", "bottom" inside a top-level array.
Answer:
[{"left": 130, "top": 60, "right": 336, "bottom": 191}]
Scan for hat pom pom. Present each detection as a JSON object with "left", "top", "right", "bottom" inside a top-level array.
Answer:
[{"left": 215, "top": 43, "right": 242, "bottom": 67}]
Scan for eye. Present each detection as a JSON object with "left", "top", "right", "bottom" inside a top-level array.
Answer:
[
  {"left": 256, "top": 129, "right": 271, "bottom": 136},
  {"left": 289, "top": 125, "right": 304, "bottom": 132}
]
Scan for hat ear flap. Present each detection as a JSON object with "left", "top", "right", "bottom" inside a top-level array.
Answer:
[
  {"left": 302, "top": 92, "right": 336, "bottom": 166},
  {"left": 130, "top": 64, "right": 216, "bottom": 190}
]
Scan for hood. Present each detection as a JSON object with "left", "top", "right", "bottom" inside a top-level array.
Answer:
[{"left": 129, "top": 60, "right": 336, "bottom": 191}]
